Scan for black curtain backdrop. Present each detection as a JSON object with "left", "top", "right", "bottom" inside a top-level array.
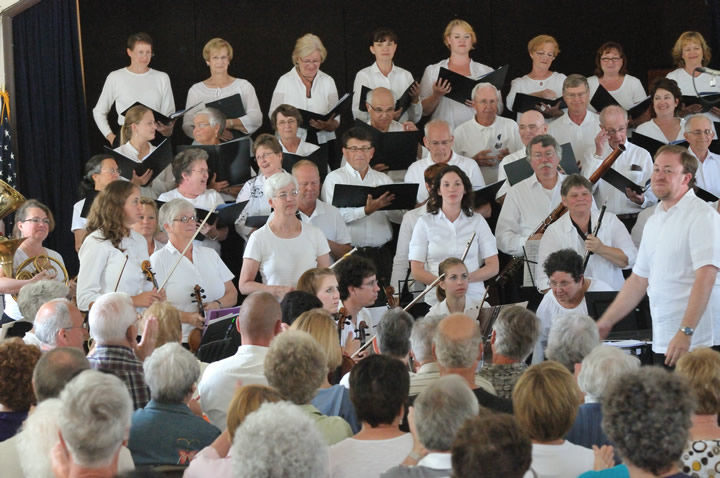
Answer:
[{"left": 13, "top": 0, "right": 88, "bottom": 274}]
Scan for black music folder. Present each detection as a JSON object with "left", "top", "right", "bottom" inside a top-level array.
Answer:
[
  {"left": 105, "top": 139, "right": 173, "bottom": 184},
  {"left": 358, "top": 82, "right": 416, "bottom": 116},
  {"left": 512, "top": 93, "right": 565, "bottom": 115},
  {"left": 628, "top": 132, "right": 674, "bottom": 158},
  {"left": 503, "top": 143, "right": 580, "bottom": 186},
  {"left": 438, "top": 65, "right": 509, "bottom": 104},
  {"left": 331, "top": 183, "right": 418, "bottom": 210},
  {"left": 353, "top": 120, "right": 422, "bottom": 170},
  {"left": 628, "top": 96, "right": 651, "bottom": 119},
  {"left": 79, "top": 190, "right": 100, "bottom": 218},
  {"left": 121, "top": 102, "right": 200, "bottom": 125},
  {"left": 681, "top": 94, "right": 720, "bottom": 113},
  {"left": 205, "top": 94, "right": 246, "bottom": 119},
  {"left": 229, "top": 200, "right": 269, "bottom": 229},
  {"left": 601, "top": 168, "right": 644, "bottom": 195},
  {"left": 590, "top": 84, "right": 619, "bottom": 113},
  {"left": 177, "top": 138, "right": 252, "bottom": 185},
  {"left": 298, "top": 93, "right": 351, "bottom": 126},
  {"left": 695, "top": 186, "right": 719, "bottom": 202},
  {"left": 282, "top": 148, "right": 329, "bottom": 180},
  {"left": 473, "top": 180, "right": 505, "bottom": 208}
]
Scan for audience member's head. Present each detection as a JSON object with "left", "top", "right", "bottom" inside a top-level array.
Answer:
[
  {"left": 410, "top": 316, "right": 442, "bottom": 366},
  {"left": 33, "top": 298, "right": 85, "bottom": 350},
  {"left": 237, "top": 291, "right": 282, "bottom": 345},
  {"left": 413, "top": 375, "right": 479, "bottom": 452},
  {"left": 226, "top": 384, "right": 284, "bottom": 442},
  {"left": 280, "top": 290, "right": 323, "bottom": 326},
  {"left": 513, "top": 361, "right": 581, "bottom": 443},
  {"left": 603, "top": 367, "right": 695, "bottom": 475},
  {"left": 57, "top": 370, "right": 132, "bottom": 469},
  {"left": 491, "top": 306, "right": 539, "bottom": 362},
  {"left": 232, "top": 401, "right": 329, "bottom": 478},
  {"left": 433, "top": 314, "right": 482, "bottom": 370},
  {"left": 290, "top": 309, "right": 342, "bottom": 375},
  {"left": 17, "top": 279, "right": 70, "bottom": 323},
  {"left": 0, "top": 338, "right": 41, "bottom": 412},
  {"left": 32, "top": 347, "right": 90, "bottom": 402},
  {"left": 265, "top": 329, "right": 326, "bottom": 404},
  {"left": 377, "top": 308, "right": 413, "bottom": 360},
  {"left": 545, "top": 313, "right": 600, "bottom": 372},
  {"left": 577, "top": 345, "right": 640, "bottom": 403},
  {"left": 451, "top": 411, "right": 532, "bottom": 478},
  {"left": 143, "top": 301, "right": 182, "bottom": 348},
  {"left": 15, "top": 398, "right": 63, "bottom": 478},
  {"left": 349, "top": 354, "right": 409, "bottom": 427},
  {"left": 676, "top": 347, "right": 720, "bottom": 416},
  {"left": 143, "top": 343, "right": 199, "bottom": 404},
  {"left": 88, "top": 292, "right": 137, "bottom": 346}
]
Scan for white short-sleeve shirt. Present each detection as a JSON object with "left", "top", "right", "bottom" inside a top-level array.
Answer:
[
  {"left": 587, "top": 75, "right": 647, "bottom": 112},
  {"left": 453, "top": 116, "right": 523, "bottom": 184}
]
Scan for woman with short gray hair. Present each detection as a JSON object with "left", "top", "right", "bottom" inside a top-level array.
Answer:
[
  {"left": 239, "top": 171, "right": 330, "bottom": 300},
  {"left": 127, "top": 343, "right": 220, "bottom": 466}
]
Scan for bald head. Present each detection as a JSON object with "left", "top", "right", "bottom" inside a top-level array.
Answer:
[
  {"left": 433, "top": 314, "right": 483, "bottom": 369},
  {"left": 518, "top": 110, "right": 547, "bottom": 146},
  {"left": 599, "top": 105, "right": 628, "bottom": 125},
  {"left": 367, "top": 87, "right": 396, "bottom": 132},
  {"left": 32, "top": 347, "right": 90, "bottom": 402},
  {"left": 237, "top": 292, "right": 282, "bottom": 345}
]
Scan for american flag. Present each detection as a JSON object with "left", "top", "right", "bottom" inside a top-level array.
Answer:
[{"left": 0, "top": 90, "right": 17, "bottom": 188}]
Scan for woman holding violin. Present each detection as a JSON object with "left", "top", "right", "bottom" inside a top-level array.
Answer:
[
  {"left": 77, "top": 181, "right": 164, "bottom": 312},
  {"left": 150, "top": 198, "right": 237, "bottom": 345},
  {"left": 0, "top": 200, "right": 72, "bottom": 324}
]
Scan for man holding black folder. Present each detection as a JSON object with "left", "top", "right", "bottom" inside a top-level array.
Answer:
[
  {"left": 496, "top": 110, "right": 548, "bottom": 200},
  {"left": 321, "top": 128, "right": 401, "bottom": 284},
  {"left": 597, "top": 145, "right": 720, "bottom": 366},
  {"left": 582, "top": 105, "right": 654, "bottom": 230},
  {"left": 684, "top": 115, "right": 720, "bottom": 197}
]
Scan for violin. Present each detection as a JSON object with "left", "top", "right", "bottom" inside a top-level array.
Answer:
[
  {"left": 141, "top": 260, "right": 159, "bottom": 289},
  {"left": 188, "top": 285, "right": 206, "bottom": 354},
  {"left": 330, "top": 307, "right": 356, "bottom": 384}
]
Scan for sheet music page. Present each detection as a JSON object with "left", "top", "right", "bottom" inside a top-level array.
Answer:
[{"left": 522, "top": 239, "right": 541, "bottom": 288}]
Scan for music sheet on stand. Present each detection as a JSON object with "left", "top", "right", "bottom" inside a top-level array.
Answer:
[{"left": 522, "top": 240, "right": 540, "bottom": 288}]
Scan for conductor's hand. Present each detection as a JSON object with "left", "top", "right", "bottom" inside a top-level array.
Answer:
[{"left": 364, "top": 192, "right": 394, "bottom": 215}]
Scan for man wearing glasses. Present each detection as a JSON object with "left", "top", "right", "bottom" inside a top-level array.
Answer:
[
  {"left": 453, "top": 83, "right": 523, "bottom": 184},
  {"left": 583, "top": 105, "right": 654, "bottom": 231},
  {"left": 404, "top": 119, "right": 484, "bottom": 204},
  {"left": 548, "top": 75, "right": 601, "bottom": 161},
  {"left": 684, "top": 114, "right": 720, "bottom": 197}
]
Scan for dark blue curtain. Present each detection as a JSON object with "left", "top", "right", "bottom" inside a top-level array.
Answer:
[{"left": 13, "top": 0, "right": 88, "bottom": 275}]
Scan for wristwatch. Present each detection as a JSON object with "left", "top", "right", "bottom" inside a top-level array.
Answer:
[{"left": 679, "top": 326, "right": 694, "bottom": 336}]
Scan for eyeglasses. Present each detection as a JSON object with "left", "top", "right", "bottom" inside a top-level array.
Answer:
[
  {"left": 549, "top": 280, "right": 574, "bottom": 288},
  {"left": 276, "top": 119, "right": 297, "bottom": 127},
  {"left": 191, "top": 168, "right": 209, "bottom": 175},
  {"left": 299, "top": 58, "right": 321, "bottom": 65},
  {"left": 604, "top": 126, "right": 627, "bottom": 136},
  {"left": 688, "top": 129, "right": 713, "bottom": 136},
  {"left": 63, "top": 322, "right": 88, "bottom": 331},
  {"left": 600, "top": 57, "right": 622, "bottom": 63},
  {"left": 428, "top": 140, "right": 453, "bottom": 147},
  {"left": 257, "top": 152, "right": 279, "bottom": 161},
  {"left": 369, "top": 105, "right": 395, "bottom": 114},
  {"left": 136, "top": 51, "right": 154, "bottom": 58},
  {"left": 21, "top": 218, "right": 51, "bottom": 225},
  {"left": 345, "top": 146, "right": 373, "bottom": 153},
  {"left": 361, "top": 279, "right": 378, "bottom": 288},
  {"left": 534, "top": 51, "right": 555, "bottom": 59},
  {"left": 101, "top": 167, "right": 121, "bottom": 175},
  {"left": 274, "top": 190, "right": 299, "bottom": 200},
  {"left": 192, "top": 122, "right": 211, "bottom": 129},
  {"left": 173, "top": 216, "right": 198, "bottom": 223},
  {"left": 531, "top": 151, "right": 558, "bottom": 160}
]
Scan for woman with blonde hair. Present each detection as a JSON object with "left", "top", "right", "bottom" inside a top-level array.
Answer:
[
  {"left": 77, "top": 181, "right": 163, "bottom": 312},
  {"left": 269, "top": 33, "right": 340, "bottom": 147},
  {"left": 291, "top": 309, "right": 360, "bottom": 432},
  {"left": 296, "top": 267, "right": 340, "bottom": 314},
  {"left": 667, "top": 31, "right": 720, "bottom": 121},
  {"left": 507, "top": 34, "right": 566, "bottom": 118},
  {"left": 419, "top": 19, "right": 493, "bottom": 130},
  {"left": 182, "top": 37, "right": 262, "bottom": 140},
  {"left": 131, "top": 197, "right": 165, "bottom": 256}
]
